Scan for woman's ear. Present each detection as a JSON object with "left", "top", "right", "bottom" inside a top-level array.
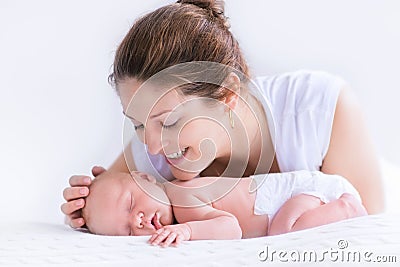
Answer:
[
  {"left": 130, "top": 171, "right": 157, "bottom": 184},
  {"left": 221, "top": 72, "right": 241, "bottom": 111}
]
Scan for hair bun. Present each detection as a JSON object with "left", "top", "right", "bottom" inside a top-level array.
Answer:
[{"left": 177, "top": 0, "right": 230, "bottom": 28}]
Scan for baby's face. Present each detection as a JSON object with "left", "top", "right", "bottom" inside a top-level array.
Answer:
[{"left": 84, "top": 172, "right": 173, "bottom": 236}]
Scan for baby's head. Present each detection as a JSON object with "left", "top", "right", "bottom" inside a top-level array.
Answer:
[{"left": 82, "top": 171, "right": 173, "bottom": 236}]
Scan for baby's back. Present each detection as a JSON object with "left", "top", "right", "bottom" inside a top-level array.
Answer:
[{"left": 165, "top": 177, "right": 269, "bottom": 238}]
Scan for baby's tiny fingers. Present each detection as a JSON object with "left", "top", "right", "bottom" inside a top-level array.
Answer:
[
  {"left": 161, "top": 232, "right": 177, "bottom": 248},
  {"left": 155, "top": 228, "right": 164, "bottom": 234},
  {"left": 148, "top": 233, "right": 160, "bottom": 244},
  {"left": 151, "top": 229, "right": 170, "bottom": 245},
  {"left": 173, "top": 235, "right": 184, "bottom": 246}
]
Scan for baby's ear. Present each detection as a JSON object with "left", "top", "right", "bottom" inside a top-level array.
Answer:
[{"left": 130, "top": 171, "right": 157, "bottom": 184}]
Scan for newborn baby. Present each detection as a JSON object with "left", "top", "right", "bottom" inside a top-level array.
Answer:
[{"left": 82, "top": 170, "right": 367, "bottom": 247}]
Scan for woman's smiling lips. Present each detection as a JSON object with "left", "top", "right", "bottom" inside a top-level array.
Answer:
[{"left": 165, "top": 147, "right": 188, "bottom": 165}]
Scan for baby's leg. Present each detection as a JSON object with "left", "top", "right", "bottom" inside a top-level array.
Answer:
[
  {"left": 290, "top": 193, "right": 367, "bottom": 232},
  {"left": 268, "top": 194, "right": 323, "bottom": 236},
  {"left": 268, "top": 193, "right": 367, "bottom": 236}
]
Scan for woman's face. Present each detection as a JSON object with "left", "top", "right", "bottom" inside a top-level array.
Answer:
[{"left": 118, "top": 78, "right": 231, "bottom": 180}]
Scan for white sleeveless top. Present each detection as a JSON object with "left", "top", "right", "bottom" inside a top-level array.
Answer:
[{"left": 130, "top": 70, "right": 345, "bottom": 181}]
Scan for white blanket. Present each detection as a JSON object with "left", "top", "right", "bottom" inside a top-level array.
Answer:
[{"left": 1, "top": 214, "right": 399, "bottom": 266}]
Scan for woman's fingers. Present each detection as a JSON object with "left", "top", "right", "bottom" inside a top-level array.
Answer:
[
  {"left": 63, "top": 186, "right": 89, "bottom": 201},
  {"left": 61, "top": 170, "right": 104, "bottom": 229},
  {"left": 60, "top": 199, "right": 85, "bottom": 215},
  {"left": 65, "top": 216, "right": 85, "bottom": 229},
  {"left": 69, "top": 175, "right": 92, "bottom": 187},
  {"left": 68, "top": 165, "right": 105, "bottom": 187},
  {"left": 61, "top": 199, "right": 86, "bottom": 228},
  {"left": 91, "top": 166, "right": 106, "bottom": 177}
]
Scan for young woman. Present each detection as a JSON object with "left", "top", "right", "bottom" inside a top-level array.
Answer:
[{"left": 61, "top": 0, "right": 384, "bottom": 229}]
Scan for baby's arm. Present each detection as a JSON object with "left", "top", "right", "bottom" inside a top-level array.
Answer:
[
  {"left": 268, "top": 193, "right": 367, "bottom": 236},
  {"left": 184, "top": 208, "right": 242, "bottom": 240},
  {"left": 149, "top": 195, "right": 242, "bottom": 247}
]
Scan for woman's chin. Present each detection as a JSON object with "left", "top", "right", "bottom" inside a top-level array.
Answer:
[{"left": 170, "top": 168, "right": 200, "bottom": 181}]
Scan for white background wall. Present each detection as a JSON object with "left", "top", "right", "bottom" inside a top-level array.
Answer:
[{"left": 1, "top": 0, "right": 399, "bottom": 223}]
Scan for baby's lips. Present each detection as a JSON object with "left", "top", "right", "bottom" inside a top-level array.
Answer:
[{"left": 153, "top": 213, "right": 163, "bottom": 230}]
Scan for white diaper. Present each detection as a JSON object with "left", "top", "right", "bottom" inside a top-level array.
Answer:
[{"left": 251, "top": 170, "right": 362, "bottom": 221}]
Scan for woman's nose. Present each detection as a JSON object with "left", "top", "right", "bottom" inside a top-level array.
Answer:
[{"left": 144, "top": 130, "right": 169, "bottom": 155}]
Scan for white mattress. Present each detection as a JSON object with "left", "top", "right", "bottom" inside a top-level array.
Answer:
[{"left": 1, "top": 213, "right": 399, "bottom": 266}]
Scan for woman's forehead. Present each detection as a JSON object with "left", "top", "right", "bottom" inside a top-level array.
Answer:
[
  {"left": 119, "top": 78, "right": 227, "bottom": 125},
  {"left": 120, "top": 81, "right": 192, "bottom": 122}
]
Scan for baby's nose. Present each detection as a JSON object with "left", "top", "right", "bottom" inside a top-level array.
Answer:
[{"left": 135, "top": 212, "right": 145, "bottom": 228}]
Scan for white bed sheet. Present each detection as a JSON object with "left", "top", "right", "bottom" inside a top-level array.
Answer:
[
  {"left": 1, "top": 160, "right": 398, "bottom": 266},
  {"left": 1, "top": 213, "right": 399, "bottom": 266}
]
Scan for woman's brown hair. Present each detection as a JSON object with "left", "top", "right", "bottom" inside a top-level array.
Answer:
[{"left": 109, "top": 0, "right": 250, "bottom": 100}]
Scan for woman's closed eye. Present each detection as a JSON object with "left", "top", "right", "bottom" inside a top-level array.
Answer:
[
  {"left": 134, "top": 124, "right": 144, "bottom": 131},
  {"left": 133, "top": 119, "right": 180, "bottom": 131},
  {"left": 161, "top": 119, "right": 179, "bottom": 129}
]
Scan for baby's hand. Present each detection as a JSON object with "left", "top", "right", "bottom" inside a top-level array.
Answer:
[{"left": 148, "top": 224, "right": 191, "bottom": 247}]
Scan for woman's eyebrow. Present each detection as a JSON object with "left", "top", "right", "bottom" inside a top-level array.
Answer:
[
  {"left": 122, "top": 109, "right": 174, "bottom": 121},
  {"left": 122, "top": 111, "right": 138, "bottom": 121},
  {"left": 150, "top": 109, "right": 174, "bottom": 118}
]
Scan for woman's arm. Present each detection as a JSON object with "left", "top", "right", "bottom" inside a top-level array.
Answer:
[
  {"left": 321, "top": 85, "right": 385, "bottom": 214},
  {"left": 108, "top": 141, "right": 136, "bottom": 173}
]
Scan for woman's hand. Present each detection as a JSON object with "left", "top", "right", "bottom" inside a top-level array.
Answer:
[
  {"left": 148, "top": 224, "right": 191, "bottom": 247},
  {"left": 60, "top": 166, "right": 106, "bottom": 228}
]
